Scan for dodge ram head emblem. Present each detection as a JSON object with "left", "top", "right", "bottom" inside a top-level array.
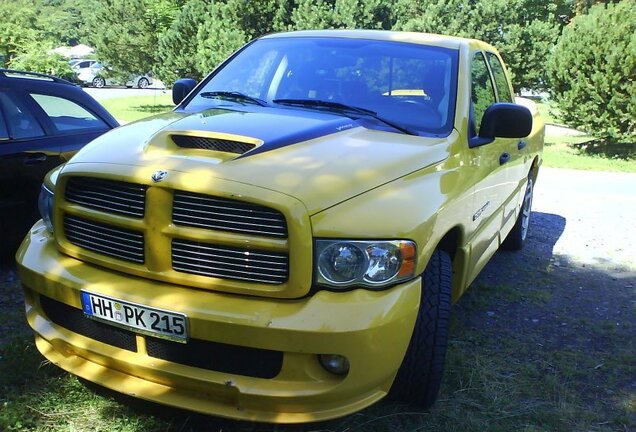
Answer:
[{"left": 151, "top": 170, "right": 168, "bottom": 183}]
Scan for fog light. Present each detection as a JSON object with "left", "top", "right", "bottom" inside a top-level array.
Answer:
[{"left": 318, "top": 354, "right": 350, "bottom": 375}]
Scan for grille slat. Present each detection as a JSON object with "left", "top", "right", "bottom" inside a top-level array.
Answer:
[
  {"left": 173, "top": 192, "right": 287, "bottom": 238},
  {"left": 172, "top": 240, "right": 288, "bottom": 284},
  {"left": 64, "top": 215, "right": 145, "bottom": 263},
  {"left": 173, "top": 206, "right": 284, "bottom": 224},
  {"left": 172, "top": 250, "right": 286, "bottom": 266},
  {"left": 66, "top": 177, "right": 147, "bottom": 218},
  {"left": 172, "top": 135, "right": 256, "bottom": 154}
]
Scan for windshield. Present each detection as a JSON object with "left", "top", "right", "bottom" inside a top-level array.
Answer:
[{"left": 185, "top": 37, "right": 459, "bottom": 135}]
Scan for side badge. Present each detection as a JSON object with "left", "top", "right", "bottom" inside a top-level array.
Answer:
[{"left": 151, "top": 170, "right": 168, "bottom": 183}]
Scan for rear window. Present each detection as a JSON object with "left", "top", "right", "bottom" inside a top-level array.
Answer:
[{"left": 31, "top": 94, "right": 107, "bottom": 132}]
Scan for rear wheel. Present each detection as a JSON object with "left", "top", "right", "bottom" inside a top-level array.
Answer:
[
  {"left": 390, "top": 249, "right": 452, "bottom": 407},
  {"left": 502, "top": 176, "right": 534, "bottom": 250},
  {"left": 92, "top": 77, "right": 106, "bottom": 88}
]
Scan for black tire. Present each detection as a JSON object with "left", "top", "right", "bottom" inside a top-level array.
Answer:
[
  {"left": 92, "top": 76, "right": 106, "bottom": 88},
  {"left": 502, "top": 176, "right": 534, "bottom": 251},
  {"left": 390, "top": 249, "right": 452, "bottom": 407},
  {"left": 137, "top": 77, "right": 149, "bottom": 89}
]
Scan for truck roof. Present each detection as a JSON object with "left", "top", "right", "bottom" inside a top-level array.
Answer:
[{"left": 262, "top": 30, "right": 491, "bottom": 51}]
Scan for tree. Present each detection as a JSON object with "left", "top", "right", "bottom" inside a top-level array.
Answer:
[
  {"left": 156, "top": 0, "right": 214, "bottom": 84},
  {"left": 290, "top": 0, "right": 395, "bottom": 30},
  {"left": 548, "top": 0, "right": 636, "bottom": 143},
  {"left": 394, "top": 0, "right": 563, "bottom": 91},
  {"left": 83, "top": 0, "right": 180, "bottom": 76},
  {"left": 8, "top": 42, "right": 75, "bottom": 80}
]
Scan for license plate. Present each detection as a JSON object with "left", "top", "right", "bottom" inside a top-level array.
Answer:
[{"left": 80, "top": 291, "right": 188, "bottom": 343}]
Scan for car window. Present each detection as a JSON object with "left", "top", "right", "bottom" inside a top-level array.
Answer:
[
  {"left": 0, "top": 92, "right": 45, "bottom": 139},
  {"left": 471, "top": 52, "right": 496, "bottom": 136},
  {"left": 486, "top": 52, "right": 513, "bottom": 103},
  {"left": 31, "top": 94, "right": 107, "bottom": 132},
  {"left": 0, "top": 104, "right": 9, "bottom": 140}
]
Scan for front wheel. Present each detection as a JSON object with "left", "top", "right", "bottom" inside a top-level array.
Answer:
[
  {"left": 137, "top": 77, "right": 149, "bottom": 89},
  {"left": 502, "top": 176, "right": 534, "bottom": 250},
  {"left": 390, "top": 249, "right": 452, "bottom": 407}
]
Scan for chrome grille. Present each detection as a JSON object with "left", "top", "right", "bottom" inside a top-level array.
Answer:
[
  {"left": 172, "top": 135, "right": 255, "bottom": 154},
  {"left": 172, "top": 239, "right": 288, "bottom": 284},
  {"left": 65, "top": 177, "right": 147, "bottom": 218},
  {"left": 173, "top": 192, "right": 287, "bottom": 238},
  {"left": 64, "top": 215, "right": 145, "bottom": 263}
]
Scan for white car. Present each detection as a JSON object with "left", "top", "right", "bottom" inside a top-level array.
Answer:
[{"left": 77, "top": 63, "right": 153, "bottom": 89}]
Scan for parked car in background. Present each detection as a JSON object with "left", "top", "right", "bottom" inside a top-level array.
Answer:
[
  {"left": 0, "top": 69, "right": 118, "bottom": 252},
  {"left": 126, "top": 74, "right": 154, "bottom": 89},
  {"left": 76, "top": 62, "right": 154, "bottom": 89},
  {"left": 69, "top": 59, "right": 97, "bottom": 72}
]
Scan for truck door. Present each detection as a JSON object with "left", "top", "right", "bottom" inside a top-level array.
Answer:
[
  {"left": 485, "top": 51, "right": 526, "bottom": 229},
  {"left": 465, "top": 51, "right": 511, "bottom": 283}
]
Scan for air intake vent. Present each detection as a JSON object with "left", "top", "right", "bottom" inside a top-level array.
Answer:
[
  {"left": 173, "top": 191, "right": 287, "bottom": 238},
  {"left": 172, "top": 135, "right": 255, "bottom": 154},
  {"left": 64, "top": 215, "right": 145, "bottom": 263},
  {"left": 172, "top": 239, "right": 288, "bottom": 284},
  {"left": 65, "top": 177, "right": 147, "bottom": 218}
]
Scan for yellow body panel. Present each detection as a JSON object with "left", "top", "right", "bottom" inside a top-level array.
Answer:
[{"left": 16, "top": 30, "right": 544, "bottom": 422}]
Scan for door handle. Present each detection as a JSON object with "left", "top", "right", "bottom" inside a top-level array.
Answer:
[
  {"left": 23, "top": 153, "right": 48, "bottom": 165},
  {"left": 499, "top": 152, "right": 510, "bottom": 165},
  {"left": 517, "top": 140, "right": 527, "bottom": 150}
]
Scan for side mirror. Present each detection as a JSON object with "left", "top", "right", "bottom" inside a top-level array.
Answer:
[
  {"left": 479, "top": 103, "right": 532, "bottom": 139},
  {"left": 172, "top": 78, "right": 197, "bottom": 105}
]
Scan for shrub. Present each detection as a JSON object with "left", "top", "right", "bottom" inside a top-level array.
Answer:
[
  {"left": 547, "top": 1, "right": 636, "bottom": 144},
  {"left": 8, "top": 44, "right": 75, "bottom": 81}
]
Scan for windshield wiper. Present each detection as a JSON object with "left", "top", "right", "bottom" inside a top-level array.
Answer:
[
  {"left": 200, "top": 91, "right": 267, "bottom": 107},
  {"left": 273, "top": 98, "right": 417, "bottom": 136}
]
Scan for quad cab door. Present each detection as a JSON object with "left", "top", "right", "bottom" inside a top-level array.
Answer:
[{"left": 464, "top": 51, "right": 518, "bottom": 284}]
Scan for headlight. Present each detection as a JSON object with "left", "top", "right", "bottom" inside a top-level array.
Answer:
[
  {"left": 315, "top": 240, "right": 416, "bottom": 289},
  {"left": 38, "top": 184, "right": 54, "bottom": 232}
]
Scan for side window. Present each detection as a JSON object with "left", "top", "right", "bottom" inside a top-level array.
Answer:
[
  {"left": 486, "top": 53, "right": 513, "bottom": 103},
  {"left": 470, "top": 52, "right": 496, "bottom": 136},
  {"left": 0, "top": 92, "right": 45, "bottom": 139},
  {"left": 0, "top": 104, "right": 9, "bottom": 140},
  {"left": 31, "top": 94, "right": 107, "bottom": 132}
]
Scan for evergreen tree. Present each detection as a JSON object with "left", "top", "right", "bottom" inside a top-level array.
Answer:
[{"left": 548, "top": 0, "right": 636, "bottom": 144}]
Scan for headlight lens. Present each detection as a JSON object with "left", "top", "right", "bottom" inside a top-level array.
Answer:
[
  {"left": 316, "top": 240, "right": 416, "bottom": 289},
  {"left": 38, "top": 184, "right": 54, "bottom": 232}
]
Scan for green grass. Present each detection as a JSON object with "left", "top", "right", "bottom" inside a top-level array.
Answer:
[
  {"left": 534, "top": 100, "right": 562, "bottom": 126},
  {"left": 1, "top": 310, "right": 633, "bottom": 431},
  {"left": 100, "top": 94, "right": 174, "bottom": 123},
  {"left": 543, "top": 134, "right": 636, "bottom": 173}
]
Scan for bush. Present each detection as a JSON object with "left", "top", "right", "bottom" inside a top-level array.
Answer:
[
  {"left": 8, "top": 44, "right": 75, "bottom": 81},
  {"left": 548, "top": 1, "right": 636, "bottom": 145}
]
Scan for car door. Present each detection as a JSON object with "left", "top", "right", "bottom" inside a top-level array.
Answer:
[
  {"left": 0, "top": 90, "right": 61, "bottom": 244},
  {"left": 465, "top": 51, "right": 511, "bottom": 283},
  {"left": 484, "top": 51, "right": 526, "bottom": 228}
]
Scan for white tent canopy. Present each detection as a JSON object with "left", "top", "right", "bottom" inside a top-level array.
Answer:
[{"left": 51, "top": 44, "right": 95, "bottom": 59}]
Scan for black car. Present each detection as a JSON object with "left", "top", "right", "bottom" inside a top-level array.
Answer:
[{"left": 0, "top": 69, "right": 119, "bottom": 252}]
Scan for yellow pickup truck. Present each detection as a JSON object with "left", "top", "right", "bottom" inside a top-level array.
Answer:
[{"left": 17, "top": 30, "right": 543, "bottom": 423}]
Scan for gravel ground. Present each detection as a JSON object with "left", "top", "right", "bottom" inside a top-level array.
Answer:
[{"left": 1, "top": 166, "right": 634, "bottom": 427}]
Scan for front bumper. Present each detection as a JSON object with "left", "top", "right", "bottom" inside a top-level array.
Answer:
[{"left": 17, "top": 221, "right": 421, "bottom": 423}]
